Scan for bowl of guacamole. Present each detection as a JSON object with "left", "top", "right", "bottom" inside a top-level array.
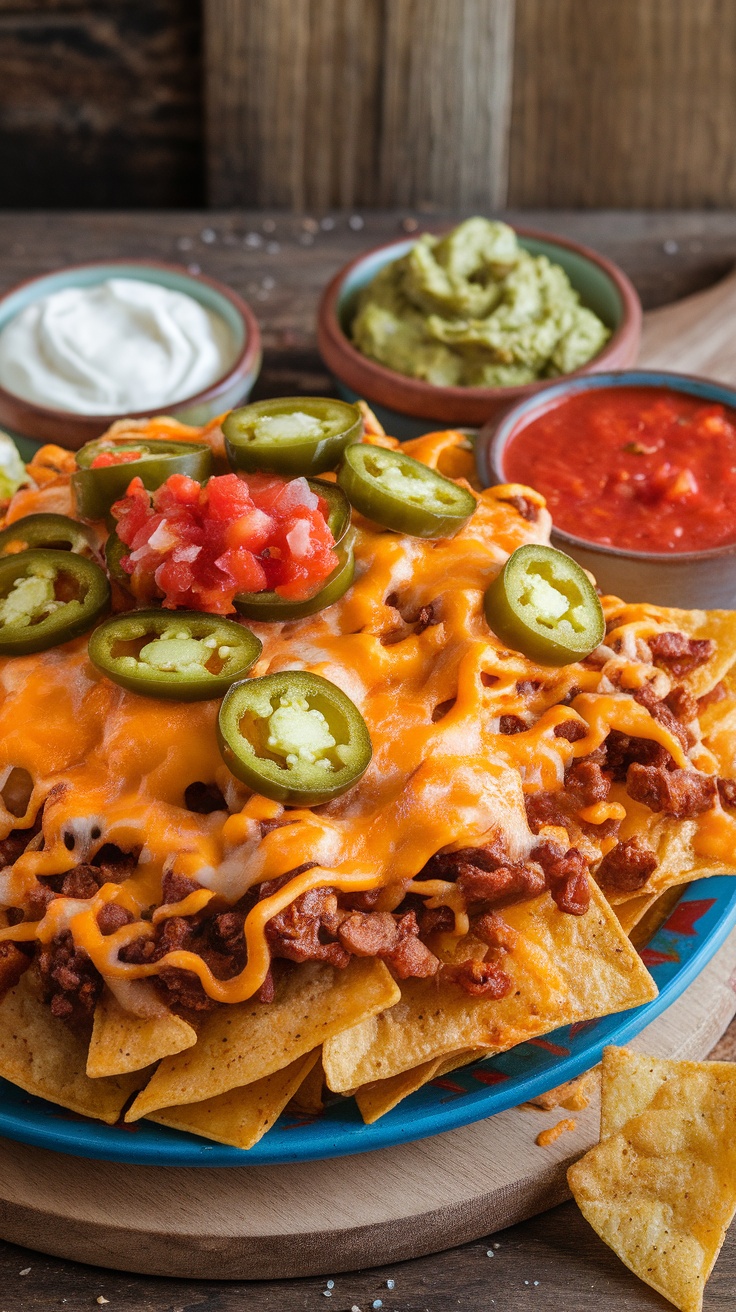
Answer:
[{"left": 317, "top": 218, "right": 642, "bottom": 437}]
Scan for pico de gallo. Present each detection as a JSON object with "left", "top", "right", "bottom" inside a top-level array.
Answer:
[
  {"left": 503, "top": 385, "right": 736, "bottom": 553},
  {"left": 111, "top": 471, "right": 341, "bottom": 614}
]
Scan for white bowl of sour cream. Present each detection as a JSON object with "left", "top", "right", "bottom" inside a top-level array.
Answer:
[{"left": 0, "top": 261, "right": 262, "bottom": 448}]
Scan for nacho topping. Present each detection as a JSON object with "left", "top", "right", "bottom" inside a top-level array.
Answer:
[{"left": 0, "top": 418, "right": 734, "bottom": 1150}]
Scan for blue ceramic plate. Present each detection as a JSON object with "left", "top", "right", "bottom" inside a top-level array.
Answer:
[{"left": 0, "top": 878, "right": 734, "bottom": 1165}]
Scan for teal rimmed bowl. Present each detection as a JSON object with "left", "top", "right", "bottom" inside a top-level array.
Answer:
[
  {"left": 0, "top": 261, "right": 262, "bottom": 449},
  {"left": 317, "top": 227, "right": 642, "bottom": 440}
]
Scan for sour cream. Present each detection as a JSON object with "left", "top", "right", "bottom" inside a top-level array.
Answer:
[{"left": 0, "top": 278, "right": 236, "bottom": 415}]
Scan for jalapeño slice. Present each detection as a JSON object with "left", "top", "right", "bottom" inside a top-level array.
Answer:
[
  {"left": 0, "top": 549, "right": 110, "bottom": 655},
  {"left": 337, "top": 444, "right": 476, "bottom": 538},
  {"left": 223, "top": 397, "right": 363, "bottom": 476},
  {"left": 73, "top": 438, "right": 213, "bottom": 521},
  {"left": 88, "top": 610, "right": 262, "bottom": 701},
  {"left": 235, "top": 534, "right": 355, "bottom": 622},
  {"left": 484, "top": 544, "right": 605, "bottom": 667},
  {"left": 0, "top": 513, "right": 96, "bottom": 558},
  {"left": 104, "top": 530, "right": 130, "bottom": 588},
  {"left": 218, "top": 670, "right": 372, "bottom": 805}
]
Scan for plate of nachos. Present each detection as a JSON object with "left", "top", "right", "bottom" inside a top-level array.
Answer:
[{"left": 0, "top": 403, "right": 735, "bottom": 1165}]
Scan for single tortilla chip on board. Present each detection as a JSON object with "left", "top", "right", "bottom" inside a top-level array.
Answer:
[
  {"left": 126, "top": 957, "right": 400, "bottom": 1121},
  {"left": 0, "top": 974, "right": 144, "bottom": 1123},
  {"left": 568, "top": 1047, "right": 736, "bottom": 1312},
  {"left": 87, "top": 989, "right": 197, "bottom": 1077},
  {"left": 355, "top": 1048, "right": 485, "bottom": 1125},
  {"left": 149, "top": 1050, "right": 320, "bottom": 1151},
  {"left": 323, "top": 883, "right": 656, "bottom": 1092}
]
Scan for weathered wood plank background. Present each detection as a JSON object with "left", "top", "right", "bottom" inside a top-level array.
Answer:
[{"left": 0, "top": 0, "right": 734, "bottom": 209}]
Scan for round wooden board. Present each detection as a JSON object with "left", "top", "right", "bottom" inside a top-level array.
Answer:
[
  {"left": 3, "top": 282, "right": 736, "bottom": 1281},
  {"left": 0, "top": 927, "right": 735, "bottom": 1281}
]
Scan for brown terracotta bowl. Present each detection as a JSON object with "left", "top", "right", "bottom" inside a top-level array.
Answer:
[
  {"left": 317, "top": 226, "right": 642, "bottom": 439},
  {"left": 0, "top": 260, "right": 262, "bottom": 450}
]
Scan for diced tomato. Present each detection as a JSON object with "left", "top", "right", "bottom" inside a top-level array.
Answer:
[
  {"left": 111, "top": 471, "right": 339, "bottom": 615},
  {"left": 90, "top": 450, "right": 144, "bottom": 469}
]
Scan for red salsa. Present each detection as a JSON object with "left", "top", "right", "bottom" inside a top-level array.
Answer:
[
  {"left": 112, "top": 472, "right": 339, "bottom": 614},
  {"left": 503, "top": 386, "right": 736, "bottom": 553}
]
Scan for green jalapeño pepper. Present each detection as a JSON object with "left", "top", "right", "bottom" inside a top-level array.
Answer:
[
  {"left": 88, "top": 610, "right": 262, "bottom": 701},
  {"left": 218, "top": 670, "right": 372, "bottom": 805},
  {"left": 223, "top": 397, "right": 363, "bottom": 476},
  {"left": 104, "top": 530, "right": 130, "bottom": 588},
  {"left": 337, "top": 444, "right": 476, "bottom": 538},
  {"left": 235, "top": 534, "right": 355, "bottom": 622},
  {"left": 0, "top": 513, "right": 96, "bottom": 558},
  {"left": 484, "top": 544, "right": 604, "bottom": 667},
  {"left": 73, "top": 438, "right": 213, "bottom": 521},
  {"left": 0, "top": 549, "right": 110, "bottom": 655}
]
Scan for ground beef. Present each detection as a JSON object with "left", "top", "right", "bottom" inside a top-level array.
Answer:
[
  {"left": 37, "top": 931, "right": 101, "bottom": 1024},
  {"left": 472, "top": 911, "right": 518, "bottom": 952},
  {"left": 603, "top": 729, "right": 673, "bottom": 781},
  {"left": 25, "top": 880, "right": 55, "bottom": 921},
  {"left": 161, "top": 871, "right": 201, "bottom": 905},
  {"left": 718, "top": 778, "right": 736, "bottom": 809},
  {"left": 456, "top": 860, "right": 546, "bottom": 908},
  {"left": 57, "top": 864, "right": 102, "bottom": 900},
  {"left": 524, "top": 791, "right": 566, "bottom": 832},
  {"left": 554, "top": 719, "right": 588, "bottom": 742},
  {"left": 500, "top": 494, "right": 539, "bottom": 523},
  {"left": 563, "top": 760, "right": 611, "bottom": 809},
  {"left": 533, "top": 843, "right": 591, "bottom": 915},
  {"left": 665, "top": 686, "right": 699, "bottom": 725},
  {"left": 337, "top": 910, "right": 400, "bottom": 957},
  {"left": 266, "top": 887, "right": 350, "bottom": 968},
  {"left": 626, "top": 763, "right": 717, "bottom": 819},
  {"left": 633, "top": 684, "right": 690, "bottom": 752},
  {"left": 417, "top": 905, "right": 456, "bottom": 936},
  {"left": 96, "top": 903, "right": 134, "bottom": 935},
  {"left": 596, "top": 836, "right": 658, "bottom": 894},
  {"left": 699, "top": 681, "right": 727, "bottom": 709},
  {"left": 0, "top": 941, "right": 31, "bottom": 998},
  {"left": 648, "top": 631, "right": 714, "bottom": 678},
  {"left": 499, "top": 714, "right": 527, "bottom": 735},
  {"left": 0, "top": 817, "right": 41, "bottom": 868},
  {"left": 443, "top": 958, "right": 512, "bottom": 997}
]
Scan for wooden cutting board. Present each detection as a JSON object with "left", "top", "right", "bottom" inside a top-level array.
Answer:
[
  {"left": 0, "top": 929, "right": 734, "bottom": 1281},
  {"left": 2, "top": 276, "right": 736, "bottom": 1280}
]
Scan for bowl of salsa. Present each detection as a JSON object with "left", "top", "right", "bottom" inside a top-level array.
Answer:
[{"left": 475, "top": 370, "right": 736, "bottom": 608}]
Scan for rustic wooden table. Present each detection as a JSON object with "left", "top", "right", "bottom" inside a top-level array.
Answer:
[{"left": 0, "top": 208, "right": 735, "bottom": 1311}]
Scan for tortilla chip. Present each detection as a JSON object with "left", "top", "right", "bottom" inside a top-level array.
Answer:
[
  {"left": 568, "top": 1047, "right": 736, "bottom": 1312},
  {"left": 87, "top": 989, "right": 197, "bottom": 1077},
  {"left": 0, "top": 973, "right": 144, "bottom": 1123},
  {"left": 149, "top": 1050, "right": 320, "bottom": 1150},
  {"left": 355, "top": 1048, "right": 485, "bottom": 1125},
  {"left": 323, "top": 883, "right": 656, "bottom": 1092},
  {"left": 288, "top": 1054, "right": 325, "bottom": 1116},
  {"left": 603, "top": 604, "right": 736, "bottom": 700},
  {"left": 624, "top": 886, "right": 682, "bottom": 950},
  {"left": 126, "top": 957, "right": 400, "bottom": 1120}
]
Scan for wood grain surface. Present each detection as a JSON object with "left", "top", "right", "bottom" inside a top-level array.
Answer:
[
  {"left": 2, "top": 927, "right": 735, "bottom": 1283},
  {"left": 0, "top": 1, "right": 203, "bottom": 208},
  {"left": 203, "top": 0, "right": 515, "bottom": 210},
  {"left": 509, "top": 0, "right": 736, "bottom": 208},
  {"left": 0, "top": 208, "right": 735, "bottom": 1307}
]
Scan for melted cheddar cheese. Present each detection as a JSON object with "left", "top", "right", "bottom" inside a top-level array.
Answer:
[{"left": 1, "top": 422, "right": 734, "bottom": 1006}]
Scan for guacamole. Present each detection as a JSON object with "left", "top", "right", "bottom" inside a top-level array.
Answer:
[{"left": 350, "top": 218, "right": 611, "bottom": 388}]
